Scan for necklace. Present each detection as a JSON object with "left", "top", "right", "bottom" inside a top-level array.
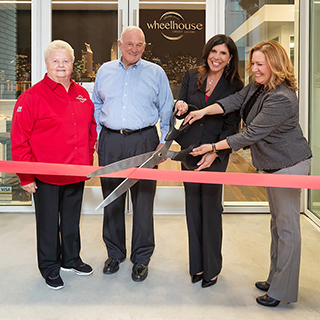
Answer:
[{"left": 208, "top": 77, "right": 217, "bottom": 85}]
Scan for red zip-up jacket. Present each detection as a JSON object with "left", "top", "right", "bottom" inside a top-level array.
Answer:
[{"left": 11, "top": 74, "right": 97, "bottom": 186}]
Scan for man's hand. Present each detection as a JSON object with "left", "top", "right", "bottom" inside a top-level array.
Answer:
[
  {"left": 195, "top": 152, "right": 218, "bottom": 171},
  {"left": 22, "top": 181, "right": 37, "bottom": 193}
]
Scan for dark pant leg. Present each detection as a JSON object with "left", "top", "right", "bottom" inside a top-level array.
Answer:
[
  {"left": 60, "top": 181, "right": 84, "bottom": 268},
  {"left": 33, "top": 179, "right": 61, "bottom": 279},
  {"left": 202, "top": 182, "right": 223, "bottom": 281},
  {"left": 128, "top": 127, "right": 159, "bottom": 264},
  {"left": 99, "top": 128, "right": 127, "bottom": 260},
  {"left": 184, "top": 181, "right": 203, "bottom": 276},
  {"left": 130, "top": 178, "right": 156, "bottom": 265},
  {"left": 183, "top": 155, "right": 228, "bottom": 280},
  {"left": 101, "top": 177, "right": 127, "bottom": 260}
]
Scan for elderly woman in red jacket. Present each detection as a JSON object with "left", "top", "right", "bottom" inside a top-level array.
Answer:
[{"left": 11, "top": 40, "right": 97, "bottom": 290}]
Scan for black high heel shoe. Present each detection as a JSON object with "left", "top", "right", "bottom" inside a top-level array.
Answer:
[
  {"left": 191, "top": 274, "right": 203, "bottom": 284},
  {"left": 201, "top": 277, "right": 218, "bottom": 288}
]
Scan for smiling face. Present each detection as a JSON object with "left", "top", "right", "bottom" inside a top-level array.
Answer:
[
  {"left": 251, "top": 50, "right": 272, "bottom": 86},
  {"left": 45, "top": 49, "right": 73, "bottom": 83},
  {"left": 207, "top": 44, "right": 232, "bottom": 76},
  {"left": 118, "top": 29, "right": 146, "bottom": 69}
]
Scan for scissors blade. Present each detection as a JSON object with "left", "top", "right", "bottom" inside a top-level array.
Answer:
[
  {"left": 165, "top": 150, "right": 178, "bottom": 159},
  {"left": 95, "top": 141, "right": 173, "bottom": 210},
  {"left": 95, "top": 178, "right": 138, "bottom": 210},
  {"left": 138, "top": 140, "right": 173, "bottom": 169},
  {"left": 87, "top": 151, "right": 155, "bottom": 178}
]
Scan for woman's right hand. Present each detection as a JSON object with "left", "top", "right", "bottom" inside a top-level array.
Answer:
[
  {"left": 22, "top": 181, "right": 37, "bottom": 193},
  {"left": 183, "top": 109, "right": 206, "bottom": 125},
  {"left": 195, "top": 152, "right": 218, "bottom": 171},
  {"left": 175, "top": 100, "right": 188, "bottom": 116}
]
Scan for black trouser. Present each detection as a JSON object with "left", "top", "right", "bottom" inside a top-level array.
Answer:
[
  {"left": 99, "top": 126, "right": 159, "bottom": 265},
  {"left": 33, "top": 179, "right": 84, "bottom": 279},
  {"left": 183, "top": 154, "right": 229, "bottom": 282}
]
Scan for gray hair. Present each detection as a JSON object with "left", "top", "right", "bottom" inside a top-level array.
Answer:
[
  {"left": 119, "top": 26, "right": 145, "bottom": 44},
  {"left": 44, "top": 40, "right": 75, "bottom": 62}
]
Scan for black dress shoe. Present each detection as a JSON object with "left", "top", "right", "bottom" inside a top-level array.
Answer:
[
  {"left": 255, "top": 281, "right": 270, "bottom": 292},
  {"left": 131, "top": 263, "right": 148, "bottom": 282},
  {"left": 256, "top": 294, "right": 280, "bottom": 307},
  {"left": 191, "top": 274, "right": 203, "bottom": 284},
  {"left": 201, "top": 277, "right": 218, "bottom": 288},
  {"left": 103, "top": 257, "right": 125, "bottom": 274}
]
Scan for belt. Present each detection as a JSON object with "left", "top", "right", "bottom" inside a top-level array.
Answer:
[{"left": 103, "top": 125, "right": 154, "bottom": 136}]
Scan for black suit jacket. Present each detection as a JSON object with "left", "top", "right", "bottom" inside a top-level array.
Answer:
[{"left": 177, "top": 67, "right": 243, "bottom": 168}]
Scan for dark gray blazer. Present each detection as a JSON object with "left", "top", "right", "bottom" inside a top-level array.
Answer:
[{"left": 218, "top": 81, "right": 312, "bottom": 171}]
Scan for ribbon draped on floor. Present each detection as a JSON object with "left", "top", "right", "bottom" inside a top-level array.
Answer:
[{"left": 1, "top": 160, "right": 320, "bottom": 189}]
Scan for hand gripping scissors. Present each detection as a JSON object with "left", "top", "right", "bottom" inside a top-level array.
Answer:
[{"left": 88, "top": 105, "right": 198, "bottom": 210}]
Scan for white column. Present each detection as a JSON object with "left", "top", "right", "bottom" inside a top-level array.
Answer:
[
  {"left": 31, "top": 0, "right": 51, "bottom": 85},
  {"left": 129, "top": 0, "right": 139, "bottom": 27},
  {"left": 206, "top": 0, "right": 225, "bottom": 42}
]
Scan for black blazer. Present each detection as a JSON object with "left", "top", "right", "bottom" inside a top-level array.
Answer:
[{"left": 177, "top": 68, "right": 243, "bottom": 166}]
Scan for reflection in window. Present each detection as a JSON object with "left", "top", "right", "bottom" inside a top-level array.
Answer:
[
  {"left": 308, "top": 1, "right": 320, "bottom": 219},
  {"left": 224, "top": 0, "right": 298, "bottom": 204},
  {"left": 0, "top": 2, "right": 31, "bottom": 205},
  {"left": 226, "top": 1, "right": 297, "bottom": 83},
  {"left": 52, "top": 10, "right": 118, "bottom": 82}
]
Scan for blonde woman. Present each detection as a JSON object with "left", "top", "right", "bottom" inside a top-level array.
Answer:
[{"left": 11, "top": 40, "right": 97, "bottom": 290}]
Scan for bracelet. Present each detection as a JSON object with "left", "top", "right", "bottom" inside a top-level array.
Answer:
[{"left": 211, "top": 143, "right": 217, "bottom": 153}]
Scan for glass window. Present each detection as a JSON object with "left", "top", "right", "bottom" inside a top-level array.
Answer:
[
  {"left": 51, "top": 1, "right": 118, "bottom": 189},
  {"left": 0, "top": 0, "right": 32, "bottom": 206},
  {"left": 52, "top": 1, "right": 118, "bottom": 83},
  {"left": 308, "top": 1, "right": 320, "bottom": 219},
  {"left": 224, "top": 0, "right": 299, "bottom": 205}
]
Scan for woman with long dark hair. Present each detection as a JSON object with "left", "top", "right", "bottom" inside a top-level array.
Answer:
[{"left": 175, "top": 34, "right": 243, "bottom": 288}]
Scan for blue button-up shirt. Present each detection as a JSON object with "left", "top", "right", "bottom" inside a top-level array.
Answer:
[{"left": 92, "top": 58, "right": 174, "bottom": 143}]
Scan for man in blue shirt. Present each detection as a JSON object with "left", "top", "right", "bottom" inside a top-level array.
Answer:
[{"left": 92, "top": 26, "right": 174, "bottom": 282}]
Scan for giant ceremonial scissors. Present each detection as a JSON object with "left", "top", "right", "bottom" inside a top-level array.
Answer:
[{"left": 88, "top": 105, "right": 199, "bottom": 210}]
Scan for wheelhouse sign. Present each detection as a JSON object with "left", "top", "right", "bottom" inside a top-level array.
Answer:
[{"left": 146, "top": 11, "right": 204, "bottom": 41}]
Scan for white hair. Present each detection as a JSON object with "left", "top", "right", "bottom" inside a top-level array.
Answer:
[
  {"left": 119, "top": 26, "right": 145, "bottom": 44},
  {"left": 44, "top": 40, "right": 75, "bottom": 62}
]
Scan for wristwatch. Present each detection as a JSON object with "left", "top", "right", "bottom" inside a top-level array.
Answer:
[{"left": 211, "top": 143, "right": 217, "bottom": 153}]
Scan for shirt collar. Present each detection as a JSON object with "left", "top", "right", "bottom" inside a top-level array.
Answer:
[
  {"left": 44, "top": 73, "right": 75, "bottom": 90},
  {"left": 119, "top": 56, "right": 141, "bottom": 70}
]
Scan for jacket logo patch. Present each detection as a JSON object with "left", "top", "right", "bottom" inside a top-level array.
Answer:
[
  {"left": 17, "top": 106, "right": 23, "bottom": 112},
  {"left": 76, "top": 95, "right": 87, "bottom": 103}
]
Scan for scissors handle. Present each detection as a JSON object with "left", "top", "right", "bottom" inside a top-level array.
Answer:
[
  {"left": 171, "top": 145, "right": 200, "bottom": 170},
  {"left": 165, "top": 104, "right": 198, "bottom": 142}
]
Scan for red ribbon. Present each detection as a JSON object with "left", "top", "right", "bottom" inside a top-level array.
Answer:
[{"left": 1, "top": 160, "right": 320, "bottom": 189}]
